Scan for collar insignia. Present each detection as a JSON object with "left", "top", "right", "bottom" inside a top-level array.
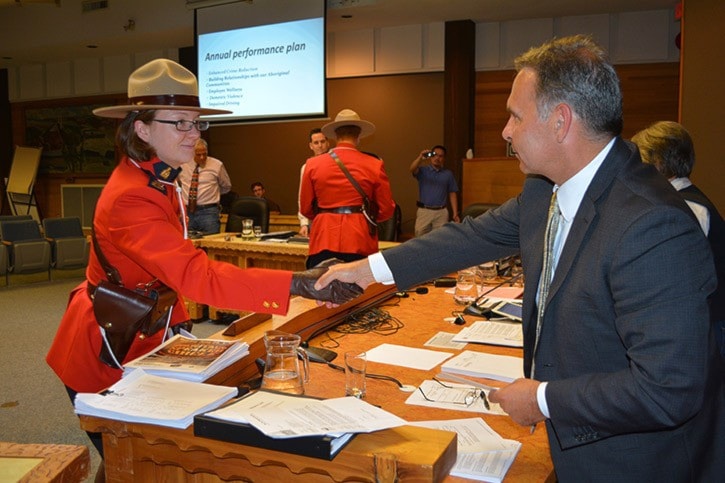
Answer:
[
  {"left": 153, "top": 162, "right": 182, "bottom": 182},
  {"left": 148, "top": 179, "right": 167, "bottom": 194}
]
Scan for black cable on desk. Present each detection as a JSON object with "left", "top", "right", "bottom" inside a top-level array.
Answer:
[{"left": 326, "top": 361, "right": 408, "bottom": 389}]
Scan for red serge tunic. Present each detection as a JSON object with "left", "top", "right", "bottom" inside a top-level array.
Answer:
[
  {"left": 299, "top": 143, "right": 395, "bottom": 258},
  {"left": 46, "top": 157, "right": 293, "bottom": 393}
]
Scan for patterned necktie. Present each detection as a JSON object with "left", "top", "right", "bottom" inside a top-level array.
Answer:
[
  {"left": 532, "top": 190, "right": 561, "bottom": 378},
  {"left": 188, "top": 165, "right": 200, "bottom": 213}
]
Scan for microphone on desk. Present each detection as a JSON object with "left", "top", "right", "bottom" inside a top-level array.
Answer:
[
  {"left": 394, "top": 287, "right": 429, "bottom": 298},
  {"left": 463, "top": 272, "right": 523, "bottom": 317}
]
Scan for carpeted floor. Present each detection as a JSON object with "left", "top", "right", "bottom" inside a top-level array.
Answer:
[{"left": 0, "top": 276, "right": 221, "bottom": 481}]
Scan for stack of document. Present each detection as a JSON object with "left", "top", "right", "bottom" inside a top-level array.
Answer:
[
  {"left": 411, "top": 418, "right": 521, "bottom": 483},
  {"left": 452, "top": 320, "right": 523, "bottom": 348},
  {"left": 203, "top": 390, "right": 407, "bottom": 438},
  {"left": 197, "top": 390, "right": 407, "bottom": 459},
  {"left": 74, "top": 370, "right": 238, "bottom": 429},
  {"left": 441, "top": 350, "right": 524, "bottom": 382},
  {"left": 123, "top": 334, "right": 249, "bottom": 382}
]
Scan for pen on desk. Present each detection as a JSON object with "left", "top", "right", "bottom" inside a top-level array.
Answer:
[{"left": 481, "top": 390, "right": 490, "bottom": 410}]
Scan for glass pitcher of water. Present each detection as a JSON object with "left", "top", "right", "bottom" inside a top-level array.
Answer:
[{"left": 260, "top": 330, "right": 309, "bottom": 395}]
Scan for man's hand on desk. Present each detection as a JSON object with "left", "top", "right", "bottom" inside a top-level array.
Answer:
[
  {"left": 488, "top": 378, "right": 545, "bottom": 426},
  {"left": 291, "top": 259, "right": 364, "bottom": 305},
  {"left": 314, "top": 258, "right": 377, "bottom": 292}
]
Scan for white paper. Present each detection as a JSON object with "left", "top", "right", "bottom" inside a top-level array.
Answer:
[
  {"left": 74, "top": 370, "right": 237, "bottom": 429},
  {"left": 364, "top": 343, "right": 453, "bottom": 370},
  {"left": 410, "top": 418, "right": 508, "bottom": 452},
  {"left": 441, "top": 351, "right": 524, "bottom": 382},
  {"left": 205, "top": 391, "right": 407, "bottom": 438},
  {"left": 451, "top": 445, "right": 521, "bottom": 483},
  {"left": 424, "top": 331, "right": 468, "bottom": 350},
  {"left": 410, "top": 418, "right": 521, "bottom": 483},
  {"left": 452, "top": 321, "right": 523, "bottom": 348},
  {"left": 405, "top": 380, "right": 506, "bottom": 416}
]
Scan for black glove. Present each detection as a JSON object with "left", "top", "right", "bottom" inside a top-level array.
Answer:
[{"left": 291, "top": 258, "right": 364, "bottom": 304}]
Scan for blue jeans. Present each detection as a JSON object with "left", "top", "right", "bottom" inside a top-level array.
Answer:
[{"left": 188, "top": 205, "right": 221, "bottom": 234}]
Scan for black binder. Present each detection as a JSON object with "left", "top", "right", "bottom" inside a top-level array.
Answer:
[
  {"left": 258, "top": 230, "right": 296, "bottom": 240},
  {"left": 193, "top": 413, "right": 355, "bottom": 460}
]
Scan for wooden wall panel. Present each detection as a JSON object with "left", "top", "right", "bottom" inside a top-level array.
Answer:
[
  {"left": 681, "top": 0, "right": 725, "bottom": 212},
  {"left": 617, "top": 63, "right": 680, "bottom": 138},
  {"left": 473, "top": 63, "right": 679, "bottom": 159},
  {"left": 474, "top": 70, "right": 515, "bottom": 158},
  {"left": 462, "top": 158, "right": 526, "bottom": 209}
]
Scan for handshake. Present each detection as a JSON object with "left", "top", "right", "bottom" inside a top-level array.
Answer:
[{"left": 290, "top": 259, "right": 363, "bottom": 305}]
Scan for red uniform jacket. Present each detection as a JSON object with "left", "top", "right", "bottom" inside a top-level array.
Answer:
[
  {"left": 46, "top": 157, "right": 293, "bottom": 393},
  {"left": 300, "top": 143, "right": 395, "bottom": 257}
]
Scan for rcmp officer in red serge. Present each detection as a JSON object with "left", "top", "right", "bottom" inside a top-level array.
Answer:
[
  {"left": 46, "top": 59, "right": 361, "bottom": 478},
  {"left": 299, "top": 109, "right": 396, "bottom": 268}
]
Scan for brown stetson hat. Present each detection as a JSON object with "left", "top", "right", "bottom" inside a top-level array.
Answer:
[
  {"left": 321, "top": 109, "right": 376, "bottom": 139},
  {"left": 93, "top": 58, "right": 231, "bottom": 119}
]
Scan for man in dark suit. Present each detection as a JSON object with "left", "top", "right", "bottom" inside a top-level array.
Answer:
[{"left": 315, "top": 35, "right": 724, "bottom": 481}]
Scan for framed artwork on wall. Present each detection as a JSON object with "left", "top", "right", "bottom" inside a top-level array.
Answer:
[{"left": 18, "top": 96, "right": 122, "bottom": 176}]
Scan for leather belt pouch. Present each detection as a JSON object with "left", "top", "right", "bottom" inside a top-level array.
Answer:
[{"left": 92, "top": 280, "right": 178, "bottom": 367}]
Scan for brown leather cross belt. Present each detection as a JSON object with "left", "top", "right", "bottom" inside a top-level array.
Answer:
[{"left": 316, "top": 205, "right": 364, "bottom": 214}]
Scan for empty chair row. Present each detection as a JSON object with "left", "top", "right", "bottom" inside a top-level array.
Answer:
[{"left": 0, "top": 216, "right": 89, "bottom": 285}]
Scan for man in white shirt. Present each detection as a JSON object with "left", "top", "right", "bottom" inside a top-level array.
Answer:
[
  {"left": 178, "top": 138, "right": 232, "bottom": 234},
  {"left": 314, "top": 35, "right": 723, "bottom": 482}
]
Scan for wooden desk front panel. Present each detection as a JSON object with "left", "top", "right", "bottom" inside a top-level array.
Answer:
[{"left": 83, "top": 416, "right": 455, "bottom": 483}]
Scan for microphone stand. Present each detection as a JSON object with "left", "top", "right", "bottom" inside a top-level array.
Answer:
[{"left": 463, "top": 272, "right": 523, "bottom": 317}]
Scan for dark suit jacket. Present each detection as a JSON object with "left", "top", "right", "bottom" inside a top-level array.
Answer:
[{"left": 383, "top": 138, "right": 724, "bottom": 481}]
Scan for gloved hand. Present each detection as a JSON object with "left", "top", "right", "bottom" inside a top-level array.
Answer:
[{"left": 291, "top": 258, "right": 364, "bottom": 304}]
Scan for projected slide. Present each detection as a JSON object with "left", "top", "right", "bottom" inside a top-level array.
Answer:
[{"left": 197, "top": 17, "right": 325, "bottom": 121}]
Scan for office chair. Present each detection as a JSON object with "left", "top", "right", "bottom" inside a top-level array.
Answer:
[
  {"left": 378, "top": 203, "right": 402, "bottom": 242},
  {"left": 42, "top": 216, "right": 90, "bottom": 271},
  {"left": 0, "top": 215, "right": 33, "bottom": 223},
  {"left": 0, "top": 219, "right": 51, "bottom": 283},
  {"left": 0, "top": 243, "right": 7, "bottom": 284},
  {"left": 226, "top": 196, "right": 270, "bottom": 233},
  {"left": 460, "top": 202, "right": 500, "bottom": 220}
]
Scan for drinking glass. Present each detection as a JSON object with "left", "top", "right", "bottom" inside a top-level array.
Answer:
[
  {"left": 241, "top": 218, "right": 254, "bottom": 239},
  {"left": 479, "top": 261, "right": 498, "bottom": 282},
  {"left": 345, "top": 351, "right": 367, "bottom": 398},
  {"left": 454, "top": 269, "right": 478, "bottom": 305}
]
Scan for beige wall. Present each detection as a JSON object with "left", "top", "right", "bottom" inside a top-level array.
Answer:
[{"left": 681, "top": 0, "right": 725, "bottom": 212}]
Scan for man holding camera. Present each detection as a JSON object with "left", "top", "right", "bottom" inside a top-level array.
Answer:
[{"left": 410, "top": 145, "right": 460, "bottom": 236}]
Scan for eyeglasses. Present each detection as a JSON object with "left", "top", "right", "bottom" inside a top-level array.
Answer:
[
  {"left": 418, "top": 378, "right": 490, "bottom": 409},
  {"left": 152, "top": 119, "right": 210, "bottom": 132}
]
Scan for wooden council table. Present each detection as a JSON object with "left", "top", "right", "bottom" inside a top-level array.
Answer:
[
  {"left": 81, "top": 283, "right": 554, "bottom": 482},
  {"left": 186, "top": 234, "right": 399, "bottom": 319}
]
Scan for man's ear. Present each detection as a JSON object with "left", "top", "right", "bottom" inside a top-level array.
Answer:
[{"left": 553, "top": 103, "right": 573, "bottom": 142}]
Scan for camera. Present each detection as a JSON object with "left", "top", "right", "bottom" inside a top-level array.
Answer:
[{"left": 423, "top": 150, "right": 436, "bottom": 158}]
